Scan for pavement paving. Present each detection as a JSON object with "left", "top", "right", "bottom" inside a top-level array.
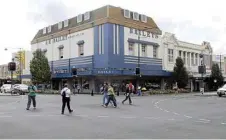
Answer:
[{"left": 0, "top": 93, "right": 226, "bottom": 138}]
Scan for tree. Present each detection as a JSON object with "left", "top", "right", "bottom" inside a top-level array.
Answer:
[
  {"left": 209, "top": 63, "right": 224, "bottom": 90},
  {"left": 173, "top": 57, "right": 189, "bottom": 88},
  {"left": 30, "top": 49, "right": 51, "bottom": 84}
]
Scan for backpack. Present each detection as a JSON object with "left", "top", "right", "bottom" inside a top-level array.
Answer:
[
  {"left": 62, "top": 89, "right": 68, "bottom": 97},
  {"left": 28, "top": 86, "right": 35, "bottom": 92}
]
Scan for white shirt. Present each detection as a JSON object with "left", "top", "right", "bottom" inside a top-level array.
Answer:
[{"left": 61, "top": 87, "right": 71, "bottom": 98}]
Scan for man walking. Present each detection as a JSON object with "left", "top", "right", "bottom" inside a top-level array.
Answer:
[
  {"left": 104, "top": 84, "right": 117, "bottom": 108},
  {"left": 26, "top": 82, "right": 37, "bottom": 110},
  {"left": 102, "top": 82, "right": 109, "bottom": 106},
  {"left": 122, "top": 82, "right": 134, "bottom": 105},
  {"left": 61, "top": 84, "right": 73, "bottom": 115}
]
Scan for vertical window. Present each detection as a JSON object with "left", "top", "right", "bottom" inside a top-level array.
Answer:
[
  {"left": 59, "top": 48, "right": 63, "bottom": 59},
  {"left": 130, "top": 28, "right": 133, "bottom": 33},
  {"left": 78, "top": 44, "right": 84, "bottom": 56},
  {"left": 183, "top": 51, "right": 186, "bottom": 64},
  {"left": 168, "top": 49, "right": 174, "bottom": 62},
  {"left": 128, "top": 43, "right": 134, "bottom": 55},
  {"left": 153, "top": 47, "right": 157, "bottom": 58},
  {"left": 141, "top": 44, "right": 147, "bottom": 57},
  {"left": 133, "top": 12, "right": 139, "bottom": 21},
  {"left": 124, "top": 9, "right": 130, "bottom": 18},
  {"left": 187, "top": 52, "right": 190, "bottom": 66},
  {"left": 77, "top": 14, "right": 83, "bottom": 23},
  {"left": 141, "top": 15, "right": 147, "bottom": 23},
  {"left": 179, "top": 50, "right": 182, "bottom": 57},
  {"left": 84, "top": 12, "right": 90, "bottom": 21},
  {"left": 64, "top": 20, "right": 68, "bottom": 27},
  {"left": 191, "top": 53, "right": 194, "bottom": 66},
  {"left": 195, "top": 53, "right": 198, "bottom": 65}
]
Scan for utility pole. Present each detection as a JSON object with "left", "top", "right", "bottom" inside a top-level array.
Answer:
[{"left": 220, "top": 54, "right": 222, "bottom": 72}]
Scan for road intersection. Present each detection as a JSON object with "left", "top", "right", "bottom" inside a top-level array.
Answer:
[{"left": 0, "top": 93, "right": 226, "bottom": 138}]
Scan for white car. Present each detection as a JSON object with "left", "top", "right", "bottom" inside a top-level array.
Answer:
[
  {"left": 13, "top": 84, "right": 28, "bottom": 93},
  {"left": 217, "top": 84, "right": 226, "bottom": 97},
  {"left": 0, "top": 84, "right": 12, "bottom": 93}
]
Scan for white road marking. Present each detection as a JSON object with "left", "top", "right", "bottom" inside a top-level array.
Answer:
[
  {"left": 168, "top": 118, "right": 175, "bottom": 121},
  {"left": 173, "top": 112, "right": 180, "bottom": 115},
  {"left": 26, "top": 114, "right": 42, "bottom": 117},
  {"left": 221, "top": 122, "right": 226, "bottom": 125},
  {"left": 195, "top": 120, "right": 210, "bottom": 124},
  {"left": 184, "top": 115, "right": 192, "bottom": 118},
  {"left": 47, "top": 114, "right": 61, "bottom": 117},
  {"left": 144, "top": 117, "right": 159, "bottom": 120},
  {"left": 74, "top": 114, "right": 89, "bottom": 117},
  {"left": 97, "top": 115, "right": 109, "bottom": 118},
  {"left": 120, "top": 116, "right": 137, "bottom": 119},
  {"left": 199, "top": 119, "right": 210, "bottom": 122},
  {"left": 160, "top": 108, "right": 163, "bottom": 111},
  {"left": 164, "top": 110, "right": 169, "bottom": 113},
  {"left": 0, "top": 115, "right": 12, "bottom": 118}
]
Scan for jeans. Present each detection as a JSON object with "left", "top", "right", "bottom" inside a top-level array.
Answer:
[
  {"left": 137, "top": 90, "right": 142, "bottom": 96},
  {"left": 122, "top": 93, "right": 132, "bottom": 104},
  {"left": 62, "top": 97, "right": 72, "bottom": 114},
  {"left": 27, "top": 95, "right": 36, "bottom": 109},
  {"left": 105, "top": 95, "right": 117, "bottom": 107},
  {"left": 103, "top": 93, "right": 108, "bottom": 105}
]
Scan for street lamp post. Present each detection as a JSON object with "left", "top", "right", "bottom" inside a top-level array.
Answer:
[{"left": 5, "top": 47, "right": 23, "bottom": 84}]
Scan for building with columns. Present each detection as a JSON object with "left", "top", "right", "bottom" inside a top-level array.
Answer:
[
  {"left": 24, "top": 5, "right": 172, "bottom": 92},
  {"left": 162, "top": 32, "right": 213, "bottom": 91}
]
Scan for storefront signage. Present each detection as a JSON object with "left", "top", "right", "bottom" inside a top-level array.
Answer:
[
  {"left": 53, "top": 69, "right": 68, "bottom": 74},
  {"left": 97, "top": 70, "right": 113, "bottom": 74},
  {"left": 129, "top": 28, "right": 158, "bottom": 38}
]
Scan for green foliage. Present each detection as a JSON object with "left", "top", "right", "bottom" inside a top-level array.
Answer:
[
  {"left": 30, "top": 49, "right": 51, "bottom": 84},
  {"left": 209, "top": 63, "right": 224, "bottom": 90},
  {"left": 173, "top": 57, "right": 189, "bottom": 88}
]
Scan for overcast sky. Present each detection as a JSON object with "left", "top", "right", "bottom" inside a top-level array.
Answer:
[{"left": 0, "top": 0, "right": 225, "bottom": 64}]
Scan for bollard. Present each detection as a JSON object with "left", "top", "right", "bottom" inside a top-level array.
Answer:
[
  {"left": 117, "top": 90, "right": 119, "bottom": 96},
  {"left": 91, "top": 89, "right": 94, "bottom": 96}
]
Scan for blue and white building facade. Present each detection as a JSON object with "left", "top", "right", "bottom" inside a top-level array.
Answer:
[{"left": 26, "top": 5, "right": 171, "bottom": 92}]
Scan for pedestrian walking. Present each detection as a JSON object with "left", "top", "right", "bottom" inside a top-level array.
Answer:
[
  {"left": 122, "top": 82, "right": 134, "bottom": 105},
  {"left": 26, "top": 82, "right": 38, "bottom": 110},
  {"left": 104, "top": 84, "right": 117, "bottom": 108},
  {"left": 102, "top": 82, "right": 109, "bottom": 106},
  {"left": 137, "top": 86, "right": 142, "bottom": 96},
  {"left": 61, "top": 84, "right": 73, "bottom": 115},
  {"left": 77, "top": 84, "right": 81, "bottom": 94}
]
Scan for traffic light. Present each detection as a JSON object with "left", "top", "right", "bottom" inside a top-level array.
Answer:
[
  {"left": 135, "top": 67, "right": 140, "bottom": 75},
  {"left": 71, "top": 68, "right": 77, "bottom": 76},
  {"left": 8, "top": 62, "right": 16, "bottom": 71}
]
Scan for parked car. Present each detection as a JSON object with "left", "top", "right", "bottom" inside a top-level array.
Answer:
[
  {"left": 12, "top": 84, "right": 28, "bottom": 95},
  {"left": 217, "top": 84, "right": 226, "bottom": 97},
  {"left": 0, "top": 84, "right": 12, "bottom": 93}
]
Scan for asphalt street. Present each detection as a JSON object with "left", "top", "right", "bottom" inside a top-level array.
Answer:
[{"left": 0, "top": 93, "right": 226, "bottom": 139}]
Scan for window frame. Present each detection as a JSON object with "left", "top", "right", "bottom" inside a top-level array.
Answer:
[
  {"left": 128, "top": 43, "right": 135, "bottom": 56},
  {"left": 84, "top": 12, "right": 90, "bottom": 21},
  {"left": 124, "top": 9, "right": 130, "bottom": 18},
  {"left": 77, "top": 14, "right": 83, "bottom": 23},
  {"left": 168, "top": 49, "right": 174, "bottom": 63},
  {"left": 133, "top": 12, "right": 139, "bottom": 21}
]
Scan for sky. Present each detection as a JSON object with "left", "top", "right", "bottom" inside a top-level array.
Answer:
[{"left": 0, "top": 0, "right": 225, "bottom": 64}]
